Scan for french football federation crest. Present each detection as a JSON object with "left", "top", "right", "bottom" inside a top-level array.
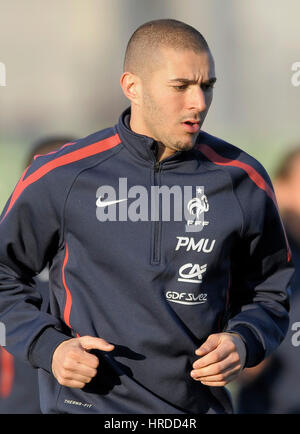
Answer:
[{"left": 185, "top": 187, "right": 209, "bottom": 232}]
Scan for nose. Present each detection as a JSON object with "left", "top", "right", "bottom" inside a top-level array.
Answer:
[{"left": 186, "top": 86, "right": 207, "bottom": 112}]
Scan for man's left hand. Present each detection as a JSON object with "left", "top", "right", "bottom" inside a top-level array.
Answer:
[{"left": 190, "top": 332, "right": 247, "bottom": 386}]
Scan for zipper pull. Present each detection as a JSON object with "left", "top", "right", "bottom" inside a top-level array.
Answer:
[{"left": 154, "top": 161, "right": 161, "bottom": 172}]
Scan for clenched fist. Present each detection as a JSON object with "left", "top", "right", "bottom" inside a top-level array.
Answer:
[{"left": 52, "top": 335, "right": 115, "bottom": 388}]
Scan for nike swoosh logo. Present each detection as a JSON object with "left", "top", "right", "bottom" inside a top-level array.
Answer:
[{"left": 96, "top": 196, "right": 128, "bottom": 208}]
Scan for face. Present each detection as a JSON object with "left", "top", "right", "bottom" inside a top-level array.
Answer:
[{"left": 134, "top": 47, "right": 216, "bottom": 152}]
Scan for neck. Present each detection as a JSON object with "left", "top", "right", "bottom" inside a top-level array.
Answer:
[
  {"left": 129, "top": 112, "right": 153, "bottom": 140},
  {"left": 129, "top": 110, "right": 177, "bottom": 162},
  {"left": 156, "top": 144, "right": 176, "bottom": 162}
]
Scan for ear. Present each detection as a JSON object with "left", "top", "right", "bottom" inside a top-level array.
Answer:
[{"left": 120, "top": 72, "right": 141, "bottom": 105}]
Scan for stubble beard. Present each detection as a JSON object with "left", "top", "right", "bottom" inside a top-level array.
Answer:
[{"left": 142, "top": 93, "right": 196, "bottom": 153}]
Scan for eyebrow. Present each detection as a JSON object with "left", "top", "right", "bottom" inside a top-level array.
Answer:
[{"left": 168, "top": 77, "right": 217, "bottom": 85}]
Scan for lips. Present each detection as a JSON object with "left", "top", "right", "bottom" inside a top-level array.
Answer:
[{"left": 181, "top": 120, "right": 200, "bottom": 133}]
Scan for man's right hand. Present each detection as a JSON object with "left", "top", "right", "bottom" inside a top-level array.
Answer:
[{"left": 51, "top": 335, "right": 115, "bottom": 388}]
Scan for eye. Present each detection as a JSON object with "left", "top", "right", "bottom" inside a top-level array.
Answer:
[{"left": 174, "top": 84, "right": 188, "bottom": 91}]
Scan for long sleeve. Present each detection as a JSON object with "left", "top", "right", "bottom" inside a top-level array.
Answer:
[
  {"left": 0, "top": 131, "right": 122, "bottom": 374},
  {"left": 225, "top": 165, "right": 294, "bottom": 367},
  {"left": 0, "top": 163, "right": 71, "bottom": 372}
]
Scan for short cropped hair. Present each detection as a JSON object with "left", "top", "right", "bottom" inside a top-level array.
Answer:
[{"left": 124, "top": 19, "right": 210, "bottom": 75}]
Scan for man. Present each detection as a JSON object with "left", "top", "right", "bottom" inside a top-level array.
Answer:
[
  {"left": 235, "top": 147, "right": 300, "bottom": 413},
  {"left": 0, "top": 19, "right": 294, "bottom": 414}
]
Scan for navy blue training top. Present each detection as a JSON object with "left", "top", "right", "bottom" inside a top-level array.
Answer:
[{"left": 0, "top": 108, "right": 294, "bottom": 413}]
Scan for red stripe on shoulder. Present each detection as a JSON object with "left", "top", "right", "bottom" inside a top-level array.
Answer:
[
  {"left": 0, "top": 133, "right": 121, "bottom": 223},
  {"left": 199, "top": 143, "right": 277, "bottom": 203},
  {"left": 33, "top": 142, "right": 76, "bottom": 161},
  {"left": 199, "top": 143, "right": 292, "bottom": 262}
]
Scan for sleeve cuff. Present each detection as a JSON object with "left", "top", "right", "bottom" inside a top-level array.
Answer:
[
  {"left": 225, "top": 324, "right": 265, "bottom": 367},
  {"left": 28, "top": 327, "right": 72, "bottom": 372}
]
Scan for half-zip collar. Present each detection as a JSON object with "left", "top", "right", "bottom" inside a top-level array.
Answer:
[
  {"left": 116, "top": 107, "right": 197, "bottom": 167},
  {"left": 117, "top": 107, "right": 157, "bottom": 164}
]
